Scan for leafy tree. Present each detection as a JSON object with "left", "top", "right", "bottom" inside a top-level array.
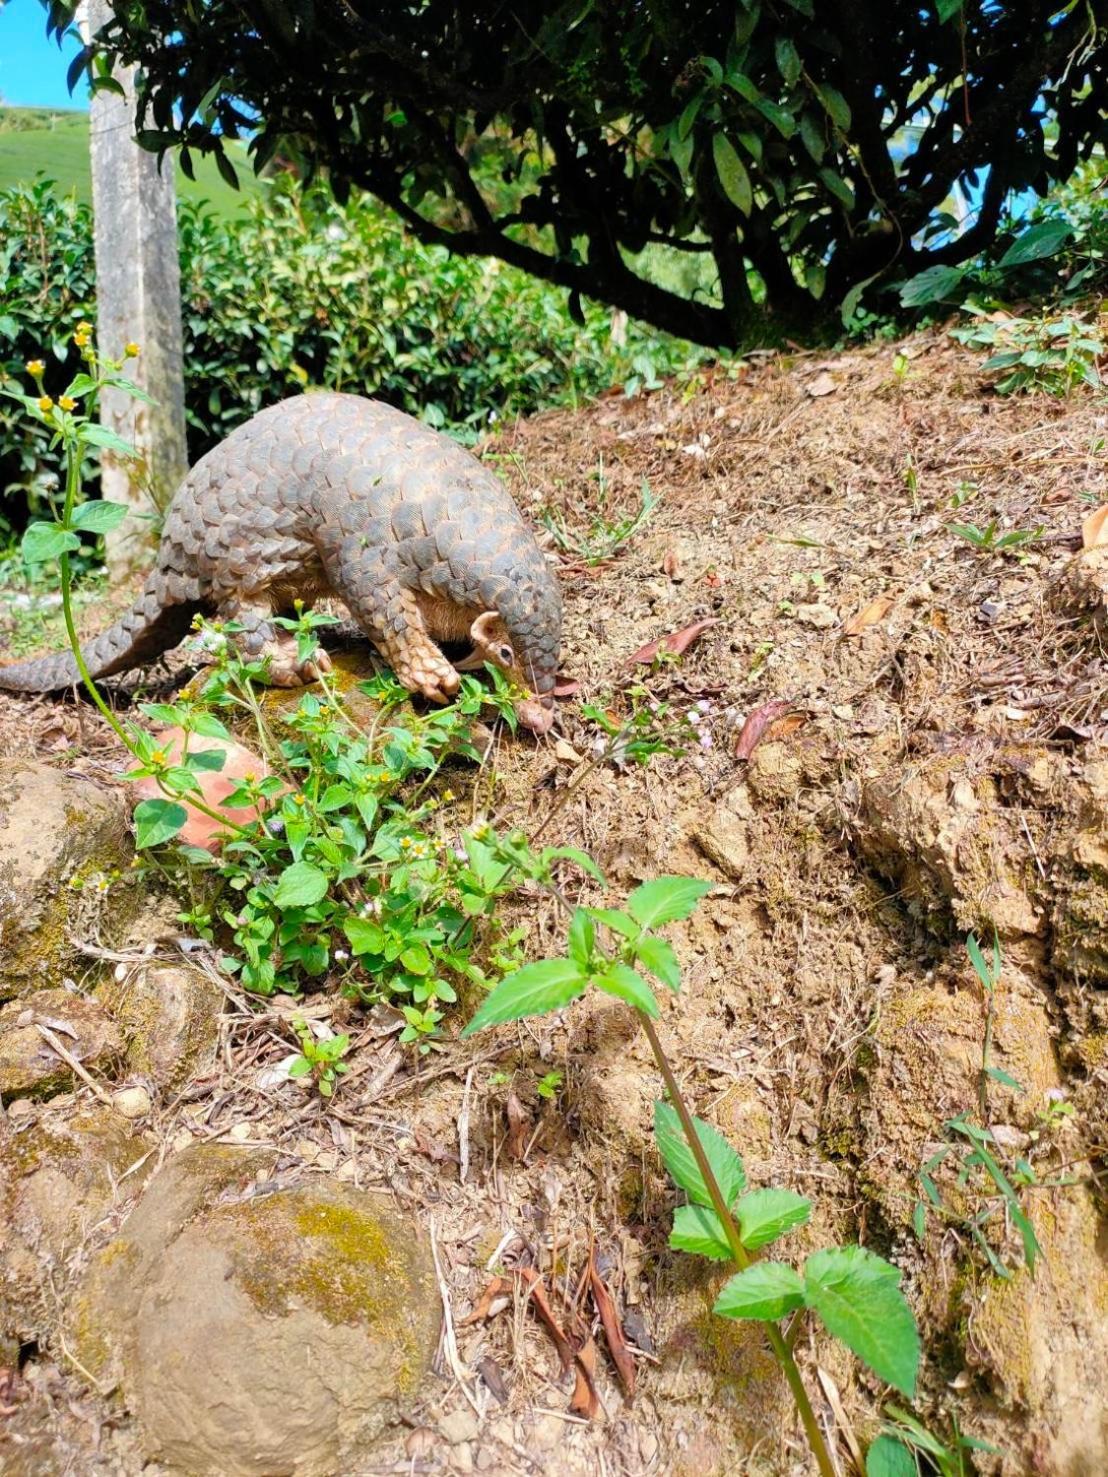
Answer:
[{"left": 56, "top": 1, "right": 1108, "bottom": 349}]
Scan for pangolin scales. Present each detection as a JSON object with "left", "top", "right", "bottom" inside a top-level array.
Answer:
[{"left": 0, "top": 393, "right": 562, "bottom": 733}]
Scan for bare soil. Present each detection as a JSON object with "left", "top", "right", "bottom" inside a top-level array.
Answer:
[{"left": 2, "top": 329, "right": 1107, "bottom": 1476}]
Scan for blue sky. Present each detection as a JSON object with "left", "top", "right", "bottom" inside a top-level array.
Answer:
[{"left": 0, "top": 1, "right": 87, "bottom": 109}]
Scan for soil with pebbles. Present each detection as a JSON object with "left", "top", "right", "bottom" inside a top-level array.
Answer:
[{"left": 1, "top": 328, "right": 1107, "bottom": 1475}]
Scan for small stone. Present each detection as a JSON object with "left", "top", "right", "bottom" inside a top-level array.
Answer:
[
  {"left": 832, "top": 703, "right": 854, "bottom": 720},
  {"left": 873, "top": 964, "right": 898, "bottom": 988},
  {"left": 440, "top": 1407, "right": 481, "bottom": 1445},
  {"left": 979, "top": 599, "right": 1003, "bottom": 622},
  {"left": 112, "top": 1085, "right": 152, "bottom": 1120},
  {"left": 796, "top": 602, "right": 838, "bottom": 629},
  {"left": 96, "top": 962, "right": 222, "bottom": 1091}
]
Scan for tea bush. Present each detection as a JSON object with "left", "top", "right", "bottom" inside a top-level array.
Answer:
[{"left": 0, "top": 176, "right": 706, "bottom": 535}]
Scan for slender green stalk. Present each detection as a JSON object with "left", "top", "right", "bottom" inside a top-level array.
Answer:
[{"left": 638, "top": 1013, "right": 837, "bottom": 1477}]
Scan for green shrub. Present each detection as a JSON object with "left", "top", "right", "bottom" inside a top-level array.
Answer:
[{"left": 0, "top": 177, "right": 706, "bottom": 537}]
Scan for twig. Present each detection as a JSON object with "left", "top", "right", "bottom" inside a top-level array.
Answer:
[
  {"left": 34, "top": 1024, "right": 114, "bottom": 1106},
  {"left": 429, "top": 1217, "right": 481, "bottom": 1414},
  {"left": 458, "top": 1064, "right": 475, "bottom": 1184}
]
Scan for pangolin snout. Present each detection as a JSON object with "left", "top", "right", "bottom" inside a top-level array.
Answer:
[{"left": 516, "top": 696, "right": 555, "bottom": 735}]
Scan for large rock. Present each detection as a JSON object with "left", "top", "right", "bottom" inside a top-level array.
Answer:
[
  {"left": 0, "top": 989, "right": 123, "bottom": 1099},
  {"left": 0, "top": 763, "right": 135, "bottom": 1000},
  {"left": 96, "top": 961, "right": 221, "bottom": 1090},
  {"left": 73, "top": 1144, "right": 439, "bottom": 1476},
  {"left": 0, "top": 1104, "right": 153, "bottom": 1349}
]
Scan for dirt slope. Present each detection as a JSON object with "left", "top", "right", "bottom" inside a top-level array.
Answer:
[{"left": 2, "top": 329, "right": 1107, "bottom": 1475}]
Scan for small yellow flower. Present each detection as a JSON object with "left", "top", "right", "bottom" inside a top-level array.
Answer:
[
  {"left": 243, "top": 772, "right": 256, "bottom": 784},
  {"left": 37, "top": 395, "right": 54, "bottom": 414},
  {"left": 26, "top": 359, "right": 45, "bottom": 378},
  {"left": 77, "top": 321, "right": 93, "bottom": 334},
  {"left": 73, "top": 330, "right": 90, "bottom": 348},
  {"left": 150, "top": 748, "right": 168, "bottom": 766},
  {"left": 124, "top": 342, "right": 141, "bottom": 357},
  {"left": 58, "top": 395, "right": 77, "bottom": 411},
  {"left": 293, "top": 794, "right": 305, "bottom": 806},
  {"left": 442, "top": 789, "right": 455, "bottom": 802},
  {"left": 400, "top": 836, "right": 412, "bottom": 849}
]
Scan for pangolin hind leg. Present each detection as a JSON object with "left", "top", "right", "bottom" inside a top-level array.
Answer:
[{"left": 217, "top": 599, "right": 334, "bottom": 689}]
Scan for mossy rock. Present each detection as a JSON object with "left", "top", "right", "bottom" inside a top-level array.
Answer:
[
  {"left": 72, "top": 1143, "right": 438, "bottom": 1476},
  {"left": 95, "top": 962, "right": 221, "bottom": 1090},
  {"left": 0, "top": 989, "right": 123, "bottom": 1100},
  {"left": 0, "top": 762, "right": 137, "bottom": 1001},
  {"left": 0, "top": 1105, "right": 153, "bottom": 1349}
]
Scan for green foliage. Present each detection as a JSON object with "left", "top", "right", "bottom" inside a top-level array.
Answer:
[
  {"left": 69, "top": 0, "right": 1108, "bottom": 345},
  {"left": 540, "top": 475, "right": 659, "bottom": 566},
  {"left": 951, "top": 311, "right": 1105, "bottom": 397},
  {"left": 870, "top": 1405, "right": 1000, "bottom": 1477},
  {"left": 949, "top": 520, "right": 1042, "bottom": 554},
  {"left": 288, "top": 1020, "right": 350, "bottom": 1098},
  {"left": 0, "top": 177, "right": 703, "bottom": 535}
]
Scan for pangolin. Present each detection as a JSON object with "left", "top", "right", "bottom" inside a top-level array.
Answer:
[{"left": 0, "top": 393, "right": 562, "bottom": 733}]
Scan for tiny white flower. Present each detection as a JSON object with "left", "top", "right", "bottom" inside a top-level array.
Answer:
[
  {"left": 334, "top": 949, "right": 349, "bottom": 962},
  {"left": 687, "top": 710, "right": 701, "bottom": 726}
]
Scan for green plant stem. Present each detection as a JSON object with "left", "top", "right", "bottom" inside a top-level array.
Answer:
[{"left": 637, "top": 1012, "right": 836, "bottom": 1477}]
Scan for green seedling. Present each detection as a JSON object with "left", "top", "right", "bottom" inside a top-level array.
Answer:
[{"left": 289, "top": 1019, "right": 350, "bottom": 1097}]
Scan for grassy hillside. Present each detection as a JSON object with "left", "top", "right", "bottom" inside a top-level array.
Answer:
[{"left": 0, "top": 107, "right": 261, "bottom": 215}]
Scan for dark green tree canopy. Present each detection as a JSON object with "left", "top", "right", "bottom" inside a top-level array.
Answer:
[{"left": 61, "top": 1, "right": 1108, "bottom": 348}]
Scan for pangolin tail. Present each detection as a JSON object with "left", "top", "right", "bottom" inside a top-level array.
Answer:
[{"left": 0, "top": 574, "right": 199, "bottom": 692}]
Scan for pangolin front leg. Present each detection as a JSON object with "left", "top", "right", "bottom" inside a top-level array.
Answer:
[
  {"left": 325, "top": 551, "right": 460, "bottom": 704},
  {"left": 220, "top": 600, "right": 333, "bottom": 689}
]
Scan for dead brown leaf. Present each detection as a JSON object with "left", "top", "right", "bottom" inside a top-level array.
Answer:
[
  {"left": 662, "top": 548, "right": 683, "bottom": 580},
  {"left": 589, "top": 1244, "right": 636, "bottom": 1400},
  {"left": 842, "top": 594, "right": 893, "bottom": 637},
  {"left": 807, "top": 371, "right": 837, "bottom": 397},
  {"left": 476, "top": 1356, "right": 509, "bottom": 1405},
  {"left": 626, "top": 617, "right": 719, "bottom": 666},
  {"left": 460, "top": 1276, "right": 511, "bottom": 1326},
  {"left": 569, "top": 1337, "right": 601, "bottom": 1420},
  {"left": 516, "top": 1269, "right": 575, "bottom": 1374},
  {"left": 506, "top": 1088, "right": 529, "bottom": 1160},
  {"left": 553, "top": 677, "right": 582, "bottom": 697},
  {"left": 1082, "top": 504, "right": 1108, "bottom": 550},
  {"left": 735, "top": 699, "right": 806, "bottom": 760},
  {"left": 554, "top": 738, "right": 584, "bottom": 765}
]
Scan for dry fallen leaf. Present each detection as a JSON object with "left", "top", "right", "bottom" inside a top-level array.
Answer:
[
  {"left": 460, "top": 1276, "right": 511, "bottom": 1326},
  {"left": 589, "top": 1244, "right": 636, "bottom": 1401},
  {"left": 1082, "top": 504, "right": 1108, "bottom": 550},
  {"left": 807, "top": 371, "right": 837, "bottom": 397},
  {"left": 843, "top": 594, "right": 894, "bottom": 637},
  {"left": 554, "top": 738, "right": 584, "bottom": 765},
  {"left": 734, "top": 699, "right": 807, "bottom": 760},
  {"left": 626, "top": 617, "right": 719, "bottom": 666},
  {"left": 506, "top": 1088, "right": 530, "bottom": 1160},
  {"left": 662, "top": 548, "right": 683, "bottom": 580},
  {"left": 553, "top": 676, "right": 582, "bottom": 697},
  {"left": 569, "top": 1337, "right": 601, "bottom": 1420}
]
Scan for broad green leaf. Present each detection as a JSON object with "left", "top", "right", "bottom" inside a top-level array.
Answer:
[
  {"left": 343, "top": 916, "right": 385, "bottom": 955},
  {"left": 985, "top": 1065, "right": 1024, "bottom": 1091},
  {"left": 318, "top": 783, "right": 353, "bottom": 812},
  {"left": 183, "top": 748, "right": 226, "bottom": 772},
  {"left": 799, "top": 110, "right": 826, "bottom": 162},
  {"left": 272, "top": 861, "right": 329, "bottom": 908},
  {"left": 735, "top": 1188, "right": 812, "bottom": 1250},
  {"left": 713, "top": 134, "right": 752, "bottom": 215},
  {"left": 71, "top": 499, "right": 128, "bottom": 534},
  {"left": 714, "top": 1262, "right": 806, "bottom": 1321},
  {"left": 82, "top": 422, "right": 138, "bottom": 458},
  {"left": 814, "top": 82, "right": 851, "bottom": 130},
  {"left": 898, "top": 264, "right": 966, "bottom": 308},
  {"left": 134, "top": 797, "right": 187, "bottom": 848},
  {"left": 803, "top": 1246, "right": 920, "bottom": 1397},
  {"left": 542, "top": 845, "right": 605, "bottom": 884},
  {"left": 189, "top": 711, "right": 233, "bottom": 740},
  {"left": 966, "top": 932, "right": 995, "bottom": 991},
  {"left": 935, "top": 0, "right": 963, "bottom": 20},
  {"left": 400, "top": 943, "right": 432, "bottom": 975},
  {"left": 461, "top": 957, "right": 587, "bottom": 1035},
  {"left": 568, "top": 907, "right": 596, "bottom": 969},
  {"left": 677, "top": 93, "right": 703, "bottom": 140},
  {"left": 669, "top": 1203, "right": 732, "bottom": 1261},
  {"left": 819, "top": 167, "right": 855, "bottom": 210},
  {"left": 755, "top": 96, "right": 797, "bottom": 138},
  {"left": 586, "top": 906, "right": 641, "bottom": 940},
  {"left": 654, "top": 1100, "right": 746, "bottom": 1209},
  {"left": 775, "top": 35, "right": 802, "bottom": 87},
  {"left": 22, "top": 521, "right": 80, "bottom": 563},
  {"left": 594, "top": 960, "right": 659, "bottom": 1016},
  {"left": 634, "top": 933, "right": 680, "bottom": 990},
  {"left": 865, "top": 1435, "right": 917, "bottom": 1477},
  {"left": 627, "top": 876, "right": 713, "bottom": 930},
  {"left": 997, "top": 220, "right": 1073, "bottom": 269}
]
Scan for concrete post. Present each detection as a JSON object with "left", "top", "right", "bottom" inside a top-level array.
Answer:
[{"left": 81, "top": 1, "right": 189, "bottom": 577}]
